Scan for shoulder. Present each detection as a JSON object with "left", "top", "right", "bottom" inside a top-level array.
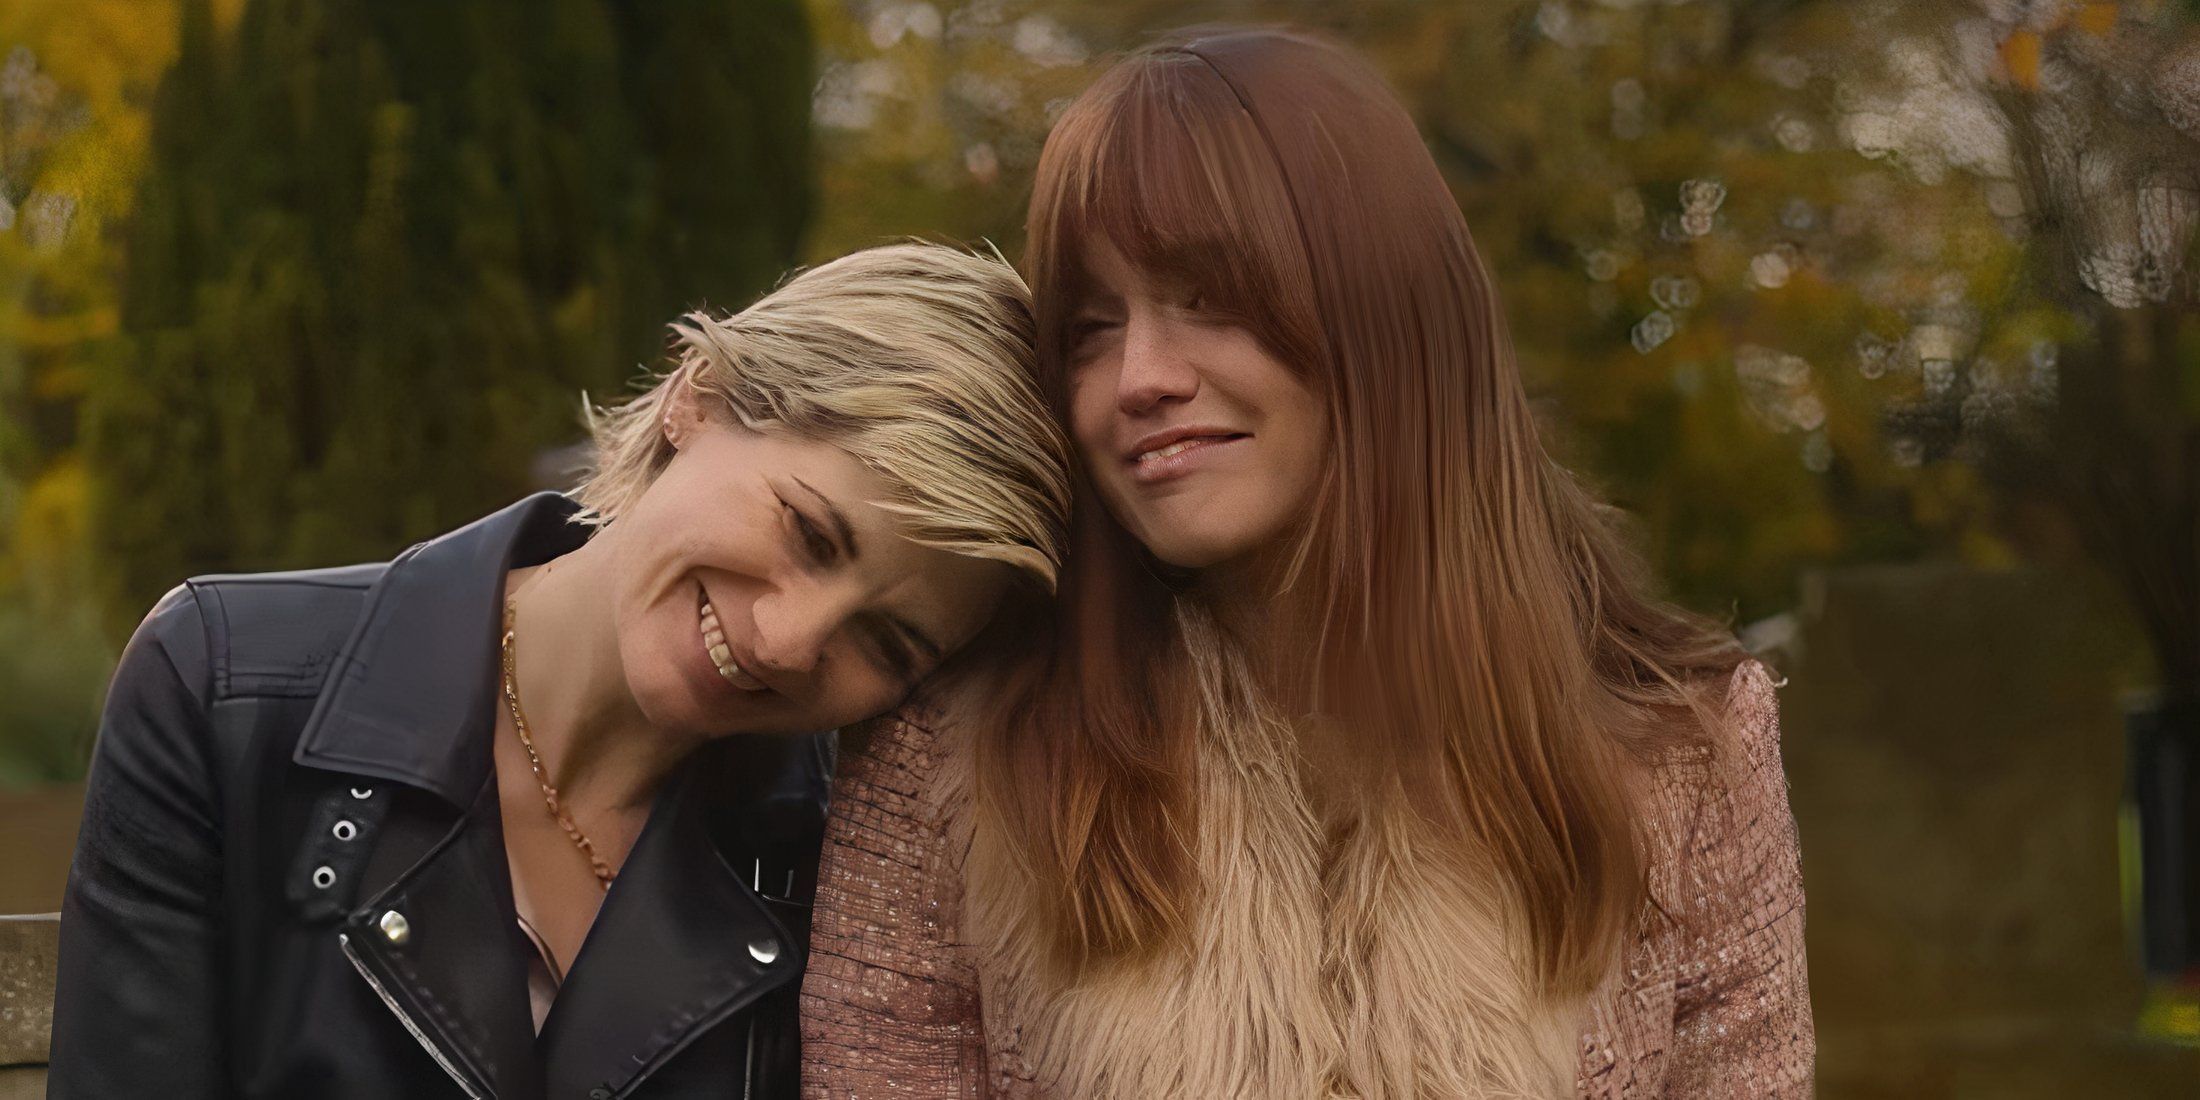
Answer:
[
  {"left": 159, "top": 562, "right": 386, "bottom": 702},
  {"left": 97, "top": 564, "right": 387, "bottom": 788},
  {"left": 1639, "top": 659, "right": 1786, "bottom": 802},
  {"left": 820, "top": 702, "right": 982, "bottom": 907},
  {"left": 1631, "top": 660, "right": 1794, "bottom": 889},
  {"left": 1715, "top": 657, "right": 1784, "bottom": 767},
  {"left": 1633, "top": 657, "right": 1803, "bottom": 934},
  {"left": 833, "top": 703, "right": 969, "bottom": 821}
]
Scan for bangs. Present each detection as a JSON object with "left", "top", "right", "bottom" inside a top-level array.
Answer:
[{"left": 1024, "top": 49, "right": 1322, "bottom": 390}]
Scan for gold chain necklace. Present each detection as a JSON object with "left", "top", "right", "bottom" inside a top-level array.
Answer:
[{"left": 501, "top": 597, "right": 617, "bottom": 890}]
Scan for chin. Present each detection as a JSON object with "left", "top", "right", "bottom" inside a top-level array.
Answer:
[
  {"left": 1140, "top": 528, "right": 1257, "bottom": 571},
  {"left": 628, "top": 667, "right": 713, "bottom": 737},
  {"left": 618, "top": 629, "right": 721, "bottom": 737},
  {"left": 1134, "top": 509, "right": 1292, "bottom": 572}
]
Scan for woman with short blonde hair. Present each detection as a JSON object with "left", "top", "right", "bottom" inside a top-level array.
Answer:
[{"left": 53, "top": 241, "right": 1070, "bottom": 1099}]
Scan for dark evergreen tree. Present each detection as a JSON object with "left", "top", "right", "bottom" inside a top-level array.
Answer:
[{"left": 88, "top": 0, "right": 811, "bottom": 626}]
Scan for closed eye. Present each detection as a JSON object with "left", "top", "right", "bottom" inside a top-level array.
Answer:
[
  {"left": 866, "top": 623, "right": 918, "bottom": 686},
  {"left": 1177, "top": 289, "right": 1240, "bottom": 323},
  {"left": 866, "top": 613, "right": 942, "bottom": 688},
  {"left": 1067, "top": 315, "right": 1118, "bottom": 352},
  {"left": 779, "top": 497, "right": 837, "bottom": 564}
]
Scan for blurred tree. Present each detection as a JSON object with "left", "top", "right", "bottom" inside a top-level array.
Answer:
[
  {"left": 803, "top": 0, "right": 2025, "bottom": 618},
  {"left": 87, "top": 0, "right": 812, "bottom": 627},
  {"left": 1952, "top": 3, "right": 2196, "bottom": 715},
  {"left": 0, "top": 1, "right": 181, "bottom": 610},
  {"left": 0, "top": 1, "right": 186, "bottom": 783},
  {"left": 1828, "top": 0, "right": 2200, "bottom": 984}
]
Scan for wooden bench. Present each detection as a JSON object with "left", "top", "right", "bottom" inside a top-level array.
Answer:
[{"left": 0, "top": 914, "right": 55, "bottom": 1099}]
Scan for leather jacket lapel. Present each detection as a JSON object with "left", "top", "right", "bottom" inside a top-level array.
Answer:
[
  {"left": 538, "top": 755, "right": 806, "bottom": 1099},
  {"left": 339, "top": 778, "right": 542, "bottom": 1100},
  {"left": 294, "top": 493, "right": 587, "bottom": 809}
]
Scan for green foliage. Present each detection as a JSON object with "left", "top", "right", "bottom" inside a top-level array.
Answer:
[
  {"left": 0, "top": 2, "right": 182, "bottom": 783},
  {"left": 0, "top": 599, "right": 112, "bottom": 786},
  {"left": 1396, "top": 1, "right": 2026, "bottom": 617},
  {"left": 86, "top": 0, "right": 813, "bottom": 630}
]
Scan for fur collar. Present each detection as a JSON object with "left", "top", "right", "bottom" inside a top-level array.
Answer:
[{"left": 957, "top": 607, "right": 1586, "bottom": 1099}]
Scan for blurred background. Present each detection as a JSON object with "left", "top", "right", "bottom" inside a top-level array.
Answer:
[{"left": 0, "top": 0, "right": 2197, "bottom": 1093}]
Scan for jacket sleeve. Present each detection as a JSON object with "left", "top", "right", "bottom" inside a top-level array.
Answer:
[
  {"left": 48, "top": 584, "right": 229, "bottom": 1097},
  {"left": 1665, "top": 660, "right": 1815, "bottom": 1097}
]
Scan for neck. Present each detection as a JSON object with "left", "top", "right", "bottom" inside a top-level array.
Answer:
[
  {"left": 1194, "top": 540, "right": 1320, "bottom": 703},
  {"left": 501, "top": 538, "right": 698, "bottom": 816}
]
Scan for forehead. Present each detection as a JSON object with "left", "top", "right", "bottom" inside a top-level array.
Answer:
[
  {"left": 1075, "top": 236, "right": 1137, "bottom": 293},
  {"left": 1070, "top": 235, "right": 1203, "bottom": 301}
]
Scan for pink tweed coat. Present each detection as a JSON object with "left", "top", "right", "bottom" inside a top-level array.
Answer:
[{"left": 799, "top": 661, "right": 1812, "bottom": 1097}]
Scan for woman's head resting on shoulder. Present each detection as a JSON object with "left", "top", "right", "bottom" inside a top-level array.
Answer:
[{"left": 570, "top": 242, "right": 1071, "bottom": 739}]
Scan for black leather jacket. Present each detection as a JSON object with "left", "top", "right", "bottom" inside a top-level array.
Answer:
[{"left": 50, "top": 494, "right": 833, "bottom": 1099}]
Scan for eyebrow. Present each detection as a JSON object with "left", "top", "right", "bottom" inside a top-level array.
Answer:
[{"left": 790, "top": 477, "right": 860, "bottom": 561}]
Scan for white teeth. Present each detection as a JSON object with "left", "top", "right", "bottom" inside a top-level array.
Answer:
[
  {"left": 697, "top": 595, "right": 764, "bottom": 691},
  {"left": 1137, "top": 437, "right": 1223, "bottom": 463}
]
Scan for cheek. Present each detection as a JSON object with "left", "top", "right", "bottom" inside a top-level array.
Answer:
[
  {"left": 811, "top": 680, "right": 900, "bottom": 730},
  {"left": 1270, "top": 389, "right": 1328, "bottom": 499},
  {"left": 1065, "top": 373, "right": 1116, "bottom": 461}
]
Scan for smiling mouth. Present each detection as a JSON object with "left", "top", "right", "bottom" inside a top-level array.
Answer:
[
  {"left": 696, "top": 584, "right": 769, "bottom": 693},
  {"left": 1125, "top": 431, "right": 1249, "bottom": 481},
  {"left": 1135, "top": 435, "right": 1243, "bottom": 462}
]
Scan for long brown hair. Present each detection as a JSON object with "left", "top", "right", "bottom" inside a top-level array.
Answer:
[{"left": 984, "top": 27, "right": 1748, "bottom": 998}]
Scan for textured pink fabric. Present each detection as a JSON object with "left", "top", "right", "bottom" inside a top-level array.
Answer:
[{"left": 800, "top": 661, "right": 1812, "bottom": 1097}]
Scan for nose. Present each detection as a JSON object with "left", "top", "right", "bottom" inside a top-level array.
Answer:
[
  {"left": 1115, "top": 314, "right": 1200, "bottom": 416},
  {"left": 747, "top": 589, "right": 841, "bottom": 677}
]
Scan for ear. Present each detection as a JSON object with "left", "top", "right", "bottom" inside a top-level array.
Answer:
[{"left": 661, "top": 368, "right": 705, "bottom": 450}]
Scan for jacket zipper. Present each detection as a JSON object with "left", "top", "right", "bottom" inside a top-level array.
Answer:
[
  {"left": 744, "top": 858, "right": 761, "bottom": 1100},
  {"left": 339, "top": 932, "right": 489, "bottom": 1099},
  {"left": 742, "top": 1016, "right": 757, "bottom": 1100}
]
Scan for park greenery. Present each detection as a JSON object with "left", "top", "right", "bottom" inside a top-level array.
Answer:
[{"left": 1, "top": 0, "right": 2195, "bottom": 782}]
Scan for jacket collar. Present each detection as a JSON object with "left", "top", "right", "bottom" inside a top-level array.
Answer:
[
  {"left": 335, "top": 733, "right": 826, "bottom": 1100},
  {"left": 294, "top": 493, "right": 589, "bottom": 806},
  {"left": 540, "top": 744, "right": 814, "bottom": 1097}
]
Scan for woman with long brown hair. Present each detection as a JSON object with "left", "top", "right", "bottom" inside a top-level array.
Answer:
[{"left": 801, "top": 28, "right": 1811, "bottom": 1098}]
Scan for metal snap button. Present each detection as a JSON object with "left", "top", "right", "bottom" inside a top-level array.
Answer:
[
  {"left": 747, "top": 937, "right": 780, "bottom": 965},
  {"left": 350, "top": 786, "right": 373, "bottom": 799},
  {"left": 311, "top": 865, "right": 336, "bottom": 890},
  {"left": 378, "top": 909, "right": 411, "bottom": 945},
  {"left": 332, "top": 819, "right": 358, "bottom": 842}
]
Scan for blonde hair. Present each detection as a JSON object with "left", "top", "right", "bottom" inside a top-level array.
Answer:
[{"left": 575, "top": 242, "right": 1072, "bottom": 589}]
